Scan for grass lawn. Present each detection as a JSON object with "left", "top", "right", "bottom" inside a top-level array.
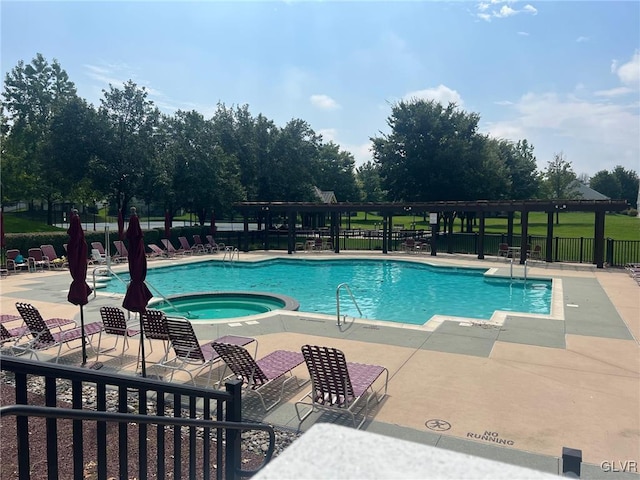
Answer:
[{"left": 341, "top": 211, "right": 639, "bottom": 240}]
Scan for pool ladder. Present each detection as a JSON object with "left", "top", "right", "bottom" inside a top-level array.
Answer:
[
  {"left": 336, "top": 283, "right": 362, "bottom": 327},
  {"left": 509, "top": 258, "right": 528, "bottom": 281},
  {"left": 223, "top": 247, "right": 240, "bottom": 262}
]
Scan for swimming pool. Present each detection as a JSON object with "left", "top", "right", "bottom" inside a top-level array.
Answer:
[{"left": 105, "top": 258, "right": 552, "bottom": 325}]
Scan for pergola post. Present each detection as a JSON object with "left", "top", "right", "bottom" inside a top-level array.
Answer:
[
  {"left": 546, "top": 212, "right": 554, "bottom": 263},
  {"left": 507, "top": 212, "right": 514, "bottom": 246},
  {"left": 594, "top": 211, "right": 606, "bottom": 268},
  {"left": 382, "top": 216, "right": 388, "bottom": 254},
  {"left": 477, "top": 211, "right": 485, "bottom": 260},
  {"left": 520, "top": 210, "right": 529, "bottom": 265},
  {"left": 287, "top": 210, "right": 295, "bottom": 254}
]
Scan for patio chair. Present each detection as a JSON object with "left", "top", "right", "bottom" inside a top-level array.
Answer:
[
  {"left": 161, "top": 316, "right": 256, "bottom": 385},
  {"left": 112, "top": 240, "right": 129, "bottom": 263},
  {"left": 161, "top": 238, "right": 187, "bottom": 256},
  {"left": 40, "top": 244, "right": 67, "bottom": 269},
  {"left": 178, "top": 236, "right": 197, "bottom": 255},
  {"left": 295, "top": 344, "right": 389, "bottom": 429},
  {"left": 497, "top": 243, "right": 509, "bottom": 258},
  {"left": 192, "top": 234, "right": 210, "bottom": 253},
  {"left": 91, "top": 242, "right": 108, "bottom": 260},
  {"left": 147, "top": 244, "right": 166, "bottom": 258},
  {"left": 27, "top": 247, "right": 51, "bottom": 271},
  {"left": 90, "top": 249, "right": 108, "bottom": 265},
  {"left": 1, "top": 313, "right": 76, "bottom": 347},
  {"left": 5, "top": 249, "right": 27, "bottom": 273},
  {"left": 96, "top": 306, "right": 141, "bottom": 364},
  {"left": 138, "top": 309, "right": 171, "bottom": 372},
  {"left": 211, "top": 342, "right": 307, "bottom": 411},
  {"left": 529, "top": 244, "right": 542, "bottom": 261},
  {"left": 14, "top": 302, "right": 104, "bottom": 363},
  {"left": 206, "top": 235, "right": 226, "bottom": 253}
]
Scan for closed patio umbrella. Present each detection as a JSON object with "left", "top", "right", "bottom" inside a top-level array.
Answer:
[
  {"left": 122, "top": 207, "right": 153, "bottom": 376},
  {"left": 164, "top": 210, "right": 171, "bottom": 240},
  {"left": 67, "top": 209, "right": 93, "bottom": 365},
  {"left": 210, "top": 210, "right": 216, "bottom": 235},
  {"left": 117, "top": 208, "right": 125, "bottom": 241}
]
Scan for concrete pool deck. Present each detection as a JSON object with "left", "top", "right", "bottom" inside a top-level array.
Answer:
[{"left": 1, "top": 252, "right": 638, "bottom": 478}]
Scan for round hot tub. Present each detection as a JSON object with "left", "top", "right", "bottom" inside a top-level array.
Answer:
[{"left": 148, "top": 291, "right": 299, "bottom": 320}]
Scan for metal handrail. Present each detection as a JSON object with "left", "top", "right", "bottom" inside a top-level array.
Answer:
[
  {"left": 223, "top": 247, "right": 239, "bottom": 262},
  {"left": 336, "top": 282, "right": 362, "bottom": 326},
  {"left": 92, "top": 265, "right": 128, "bottom": 298}
]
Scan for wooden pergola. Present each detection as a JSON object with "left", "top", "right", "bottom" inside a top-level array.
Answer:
[{"left": 235, "top": 200, "right": 628, "bottom": 268}]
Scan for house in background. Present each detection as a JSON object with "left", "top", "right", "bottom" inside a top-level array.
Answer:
[
  {"left": 313, "top": 186, "right": 337, "bottom": 204},
  {"left": 569, "top": 180, "right": 610, "bottom": 200}
]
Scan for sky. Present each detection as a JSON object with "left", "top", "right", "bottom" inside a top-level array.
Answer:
[{"left": 1, "top": 1, "right": 639, "bottom": 178}]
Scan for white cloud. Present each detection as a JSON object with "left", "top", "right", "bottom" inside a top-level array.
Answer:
[
  {"left": 482, "top": 91, "right": 639, "bottom": 175},
  {"left": 594, "top": 87, "right": 634, "bottom": 97},
  {"left": 310, "top": 94, "right": 341, "bottom": 110},
  {"left": 317, "top": 128, "right": 338, "bottom": 142},
  {"left": 403, "top": 84, "right": 464, "bottom": 107},
  {"left": 613, "top": 51, "right": 640, "bottom": 87},
  {"left": 475, "top": 1, "right": 538, "bottom": 21},
  {"left": 517, "top": 31, "right": 530, "bottom": 36},
  {"left": 576, "top": 36, "right": 589, "bottom": 43}
]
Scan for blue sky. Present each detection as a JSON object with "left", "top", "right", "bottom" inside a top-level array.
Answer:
[{"left": 2, "top": 1, "right": 639, "bottom": 177}]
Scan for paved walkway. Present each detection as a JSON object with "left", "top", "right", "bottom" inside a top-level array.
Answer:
[{"left": 1, "top": 252, "right": 638, "bottom": 478}]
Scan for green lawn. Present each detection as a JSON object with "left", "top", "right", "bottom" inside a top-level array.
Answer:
[{"left": 341, "top": 211, "right": 639, "bottom": 241}]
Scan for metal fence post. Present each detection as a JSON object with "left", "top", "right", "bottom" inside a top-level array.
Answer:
[
  {"left": 225, "top": 379, "right": 243, "bottom": 480},
  {"left": 606, "top": 238, "right": 614, "bottom": 266}
]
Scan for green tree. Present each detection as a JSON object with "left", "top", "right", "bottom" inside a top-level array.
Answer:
[
  {"left": 590, "top": 166, "right": 639, "bottom": 209},
  {"left": 356, "top": 161, "right": 385, "bottom": 202},
  {"left": 2, "top": 53, "right": 78, "bottom": 223},
  {"left": 91, "top": 80, "right": 161, "bottom": 214},
  {"left": 371, "top": 99, "right": 511, "bottom": 202},
  {"left": 543, "top": 152, "right": 578, "bottom": 223},
  {"left": 496, "top": 139, "right": 541, "bottom": 199},
  {"left": 315, "top": 142, "right": 359, "bottom": 202}
]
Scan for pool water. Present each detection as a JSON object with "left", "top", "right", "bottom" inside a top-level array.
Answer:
[{"left": 106, "top": 258, "right": 552, "bottom": 325}]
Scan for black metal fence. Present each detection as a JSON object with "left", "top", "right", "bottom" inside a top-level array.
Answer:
[
  {"left": 239, "top": 229, "right": 640, "bottom": 267},
  {"left": 0, "top": 355, "right": 275, "bottom": 480}
]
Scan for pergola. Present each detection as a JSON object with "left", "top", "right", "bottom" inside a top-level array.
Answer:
[{"left": 235, "top": 199, "right": 628, "bottom": 268}]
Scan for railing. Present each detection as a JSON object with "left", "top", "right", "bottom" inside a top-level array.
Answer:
[
  {"left": 223, "top": 247, "right": 240, "bottom": 262},
  {"left": 243, "top": 230, "right": 640, "bottom": 267},
  {"left": 336, "top": 283, "right": 362, "bottom": 327},
  {"left": 0, "top": 355, "right": 275, "bottom": 480},
  {"left": 92, "top": 266, "right": 128, "bottom": 298}
]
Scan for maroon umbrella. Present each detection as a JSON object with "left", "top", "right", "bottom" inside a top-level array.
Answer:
[
  {"left": 164, "top": 210, "right": 171, "bottom": 240},
  {"left": 0, "top": 209, "right": 5, "bottom": 250},
  {"left": 210, "top": 210, "right": 216, "bottom": 235},
  {"left": 122, "top": 207, "right": 153, "bottom": 376},
  {"left": 117, "top": 208, "right": 125, "bottom": 241},
  {"left": 67, "top": 209, "right": 93, "bottom": 365}
]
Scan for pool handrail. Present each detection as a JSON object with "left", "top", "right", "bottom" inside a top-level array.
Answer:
[
  {"left": 144, "top": 280, "right": 190, "bottom": 317},
  {"left": 336, "top": 283, "right": 362, "bottom": 327}
]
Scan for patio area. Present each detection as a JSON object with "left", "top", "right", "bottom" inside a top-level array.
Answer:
[{"left": 1, "top": 251, "right": 638, "bottom": 477}]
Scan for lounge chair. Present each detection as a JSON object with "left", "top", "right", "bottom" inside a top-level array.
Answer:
[
  {"left": 90, "top": 249, "right": 108, "bottom": 265},
  {"left": 90, "top": 242, "right": 108, "bottom": 260},
  {"left": 112, "top": 240, "right": 129, "bottom": 263},
  {"left": 161, "top": 316, "right": 255, "bottom": 385},
  {"left": 96, "top": 306, "right": 141, "bottom": 364},
  {"left": 1, "top": 323, "right": 28, "bottom": 345},
  {"left": 40, "top": 244, "right": 67, "bottom": 269},
  {"left": 5, "top": 249, "right": 27, "bottom": 273},
  {"left": 295, "top": 344, "right": 389, "bottom": 429},
  {"left": 192, "top": 234, "right": 210, "bottom": 253},
  {"left": 161, "top": 238, "right": 187, "bottom": 256},
  {"left": 147, "top": 244, "right": 166, "bottom": 258},
  {"left": 211, "top": 342, "right": 307, "bottom": 411},
  {"left": 14, "top": 302, "right": 104, "bottom": 363},
  {"left": 27, "top": 247, "right": 51, "bottom": 271},
  {"left": 206, "top": 235, "right": 226, "bottom": 253},
  {"left": 177, "top": 236, "right": 197, "bottom": 255}
]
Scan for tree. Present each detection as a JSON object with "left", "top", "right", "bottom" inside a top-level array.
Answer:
[
  {"left": 91, "top": 80, "right": 160, "bottom": 214},
  {"left": 543, "top": 152, "right": 578, "bottom": 223},
  {"left": 371, "top": 99, "right": 512, "bottom": 202},
  {"left": 314, "top": 142, "right": 360, "bottom": 202},
  {"left": 356, "top": 161, "right": 385, "bottom": 202},
  {"left": 2, "top": 53, "right": 78, "bottom": 223},
  {"left": 590, "top": 166, "right": 639, "bottom": 209},
  {"left": 495, "top": 139, "right": 541, "bottom": 199}
]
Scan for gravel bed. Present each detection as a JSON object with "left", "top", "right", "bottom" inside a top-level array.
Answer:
[{"left": 0, "top": 371, "right": 301, "bottom": 479}]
